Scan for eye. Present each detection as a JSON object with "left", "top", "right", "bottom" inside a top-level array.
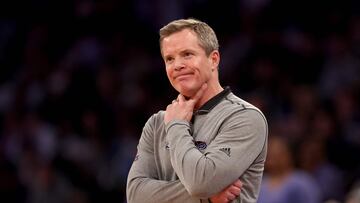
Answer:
[
  {"left": 184, "top": 52, "right": 193, "bottom": 58},
  {"left": 165, "top": 57, "right": 174, "bottom": 63}
]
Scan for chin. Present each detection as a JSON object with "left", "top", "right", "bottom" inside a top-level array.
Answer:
[
  {"left": 181, "top": 92, "right": 192, "bottom": 98},
  {"left": 175, "top": 82, "right": 199, "bottom": 97},
  {"left": 178, "top": 88, "right": 195, "bottom": 98}
]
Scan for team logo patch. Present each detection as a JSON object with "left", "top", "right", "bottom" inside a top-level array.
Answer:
[{"left": 194, "top": 141, "right": 207, "bottom": 150}]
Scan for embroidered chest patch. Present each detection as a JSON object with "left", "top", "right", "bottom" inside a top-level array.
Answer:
[{"left": 194, "top": 141, "right": 207, "bottom": 150}]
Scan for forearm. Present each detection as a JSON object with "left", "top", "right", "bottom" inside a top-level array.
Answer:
[
  {"left": 166, "top": 121, "right": 233, "bottom": 198},
  {"left": 165, "top": 110, "right": 267, "bottom": 198},
  {"left": 127, "top": 115, "right": 201, "bottom": 203},
  {"left": 127, "top": 176, "right": 199, "bottom": 203}
]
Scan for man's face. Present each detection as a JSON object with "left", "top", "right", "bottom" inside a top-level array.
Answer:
[{"left": 161, "top": 29, "right": 219, "bottom": 97}]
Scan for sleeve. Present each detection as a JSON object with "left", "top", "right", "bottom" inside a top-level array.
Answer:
[
  {"left": 126, "top": 115, "right": 200, "bottom": 203},
  {"left": 165, "top": 109, "right": 267, "bottom": 198}
]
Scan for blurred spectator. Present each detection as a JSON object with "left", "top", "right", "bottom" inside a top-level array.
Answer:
[
  {"left": 26, "top": 163, "right": 73, "bottom": 203},
  {"left": 258, "top": 135, "right": 321, "bottom": 203},
  {"left": 298, "top": 136, "right": 345, "bottom": 202},
  {"left": 345, "top": 182, "right": 360, "bottom": 203},
  {"left": 318, "top": 34, "right": 360, "bottom": 99}
]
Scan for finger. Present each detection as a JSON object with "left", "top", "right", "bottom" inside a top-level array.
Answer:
[
  {"left": 190, "top": 83, "right": 207, "bottom": 103},
  {"left": 220, "top": 197, "right": 228, "bottom": 203},
  {"left": 226, "top": 191, "right": 236, "bottom": 200},
  {"left": 232, "top": 179, "right": 243, "bottom": 188},
  {"left": 177, "top": 94, "right": 186, "bottom": 103},
  {"left": 228, "top": 185, "right": 241, "bottom": 196}
]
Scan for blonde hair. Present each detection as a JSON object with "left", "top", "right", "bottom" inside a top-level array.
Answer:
[{"left": 159, "top": 18, "right": 219, "bottom": 56}]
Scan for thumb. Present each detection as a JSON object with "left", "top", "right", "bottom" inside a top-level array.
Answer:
[{"left": 177, "top": 94, "right": 186, "bottom": 103}]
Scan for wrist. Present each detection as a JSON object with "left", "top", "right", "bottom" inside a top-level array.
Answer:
[{"left": 165, "top": 120, "right": 190, "bottom": 134}]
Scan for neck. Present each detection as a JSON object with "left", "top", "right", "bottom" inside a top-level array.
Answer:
[{"left": 194, "top": 82, "right": 223, "bottom": 110}]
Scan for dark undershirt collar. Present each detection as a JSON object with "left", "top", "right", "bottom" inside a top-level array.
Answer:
[{"left": 195, "top": 86, "right": 231, "bottom": 115}]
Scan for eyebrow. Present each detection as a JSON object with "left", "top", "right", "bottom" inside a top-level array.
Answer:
[{"left": 164, "top": 48, "right": 193, "bottom": 57}]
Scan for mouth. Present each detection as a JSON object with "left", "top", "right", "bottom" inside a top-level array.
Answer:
[{"left": 174, "top": 73, "right": 193, "bottom": 80}]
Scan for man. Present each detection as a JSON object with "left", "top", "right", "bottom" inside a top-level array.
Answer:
[
  {"left": 126, "top": 18, "right": 268, "bottom": 203},
  {"left": 258, "top": 136, "right": 321, "bottom": 203}
]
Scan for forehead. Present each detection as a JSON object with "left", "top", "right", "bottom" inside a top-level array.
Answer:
[{"left": 161, "top": 29, "right": 203, "bottom": 55}]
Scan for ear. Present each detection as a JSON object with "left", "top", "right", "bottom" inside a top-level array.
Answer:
[{"left": 209, "top": 50, "right": 220, "bottom": 70}]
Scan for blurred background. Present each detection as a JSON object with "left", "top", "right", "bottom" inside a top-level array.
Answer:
[{"left": 0, "top": 0, "right": 359, "bottom": 203}]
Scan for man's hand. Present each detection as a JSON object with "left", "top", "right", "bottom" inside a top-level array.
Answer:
[
  {"left": 164, "top": 84, "right": 207, "bottom": 125},
  {"left": 209, "top": 180, "right": 242, "bottom": 203}
]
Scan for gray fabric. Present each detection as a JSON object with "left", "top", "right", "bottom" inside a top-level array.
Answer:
[{"left": 127, "top": 92, "right": 268, "bottom": 203}]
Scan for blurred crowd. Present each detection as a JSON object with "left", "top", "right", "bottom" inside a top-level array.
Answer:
[{"left": 0, "top": 0, "right": 359, "bottom": 203}]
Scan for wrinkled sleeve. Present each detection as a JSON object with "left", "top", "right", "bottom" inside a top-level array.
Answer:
[
  {"left": 165, "top": 109, "right": 267, "bottom": 199},
  {"left": 126, "top": 115, "right": 200, "bottom": 203}
]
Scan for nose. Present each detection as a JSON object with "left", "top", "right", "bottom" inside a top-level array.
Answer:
[{"left": 174, "top": 58, "right": 185, "bottom": 71}]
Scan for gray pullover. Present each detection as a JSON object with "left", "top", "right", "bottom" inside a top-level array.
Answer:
[{"left": 127, "top": 87, "right": 268, "bottom": 203}]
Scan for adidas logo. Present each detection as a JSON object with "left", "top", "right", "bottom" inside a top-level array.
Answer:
[
  {"left": 165, "top": 142, "right": 170, "bottom": 150},
  {"left": 219, "top": 148, "right": 231, "bottom": 157}
]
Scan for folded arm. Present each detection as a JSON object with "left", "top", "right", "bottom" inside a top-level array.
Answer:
[
  {"left": 165, "top": 109, "right": 267, "bottom": 198},
  {"left": 126, "top": 116, "right": 199, "bottom": 203}
]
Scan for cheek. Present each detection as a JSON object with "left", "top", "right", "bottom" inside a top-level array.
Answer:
[
  {"left": 197, "top": 66, "right": 212, "bottom": 80},
  {"left": 165, "top": 67, "right": 176, "bottom": 86},
  {"left": 165, "top": 67, "right": 172, "bottom": 79}
]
